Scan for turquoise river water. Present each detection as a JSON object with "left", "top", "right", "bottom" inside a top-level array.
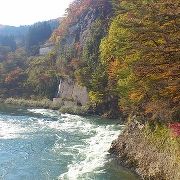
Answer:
[{"left": 0, "top": 104, "right": 138, "bottom": 180}]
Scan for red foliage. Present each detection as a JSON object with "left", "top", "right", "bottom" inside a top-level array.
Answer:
[
  {"left": 51, "top": 0, "right": 110, "bottom": 42},
  {"left": 5, "top": 68, "right": 23, "bottom": 84},
  {"left": 169, "top": 123, "right": 180, "bottom": 137}
]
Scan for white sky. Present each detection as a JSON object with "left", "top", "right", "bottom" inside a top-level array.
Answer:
[{"left": 0, "top": 0, "right": 74, "bottom": 26}]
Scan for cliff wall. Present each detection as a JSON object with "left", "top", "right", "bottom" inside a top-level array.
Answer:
[{"left": 53, "top": 78, "right": 89, "bottom": 107}]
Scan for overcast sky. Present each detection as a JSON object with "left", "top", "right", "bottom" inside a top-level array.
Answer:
[{"left": 0, "top": 0, "right": 74, "bottom": 26}]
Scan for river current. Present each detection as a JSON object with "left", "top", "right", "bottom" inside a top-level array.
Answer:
[{"left": 0, "top": 104, "right": 138, "bottom": 180}]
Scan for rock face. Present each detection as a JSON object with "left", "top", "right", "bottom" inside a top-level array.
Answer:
[
  {"left": 53, "top": 78, "right": 89, "bottom": 107},
  {"left": 58, "top": 0, "right": 112, "bottom": 49},
  {"left": 109, "top": 122, "right": 180, "bottom": 180},
  {"left": 39, "top": 43, "right": 55, "bottom": 55}
]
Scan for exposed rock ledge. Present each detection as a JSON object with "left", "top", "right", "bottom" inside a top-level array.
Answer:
[
  {"left": 53, "top": 78, "right": 89, "bottom": 108},
  {"left": 109, "top": 121, "right": 180, "bottom": 180}
]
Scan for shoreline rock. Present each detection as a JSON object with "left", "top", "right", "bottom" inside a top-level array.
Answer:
[{"left": 109, "top": 122, "right": 180, "bottom": 180}]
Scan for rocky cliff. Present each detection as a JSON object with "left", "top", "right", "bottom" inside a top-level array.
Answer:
[
  {"left": 51, "top": 0, "right": 118, "bottom": 117},
  {"left": 109, "top": 121, "right": 180, "bottom": 180},
  {"left": 53, "top": 78, "right": 89, "bottom": 108},
  {"left": 55, "top": 0, "right": 112, "bottom": 48}
]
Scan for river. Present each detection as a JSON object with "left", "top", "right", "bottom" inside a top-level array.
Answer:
[{"left": 0, "top": 104, "right": 138, "bottom": 180}]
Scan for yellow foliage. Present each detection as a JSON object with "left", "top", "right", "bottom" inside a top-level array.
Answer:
[
  {"left": 89, "top": 91, "right": 104, "bottom": 105},
  {"left": 129, "top": 90, "right": 144, "bottom": 102}
]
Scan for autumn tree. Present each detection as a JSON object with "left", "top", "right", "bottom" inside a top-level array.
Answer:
[
  {"left": 26, "top": 52, "right": 58, "bottom": 99},
  {"left": 100, "top": 0, "right": 180, "bottom": 122}
]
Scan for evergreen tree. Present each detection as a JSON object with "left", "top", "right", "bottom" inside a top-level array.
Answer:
[
  {"left": 26, "top": 22, "right": 52, "bottom": 55},
  {"left": 0, "top": 35, "right": 16, "bottom": 51}
]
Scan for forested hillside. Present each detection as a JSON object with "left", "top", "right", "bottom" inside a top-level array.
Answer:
[
  {"left": 0, "top": 19, "right": 59, "bottom": 38},
  {"left": 51, "top": 0, "right": 179, "bottom": 122},
  {"left": 100, "top": 0, "right": 180, "bottom": 123},
  {"left": 0, "top": 20, "right": 59, "bottom": 98},
  {"left": 0, "top": 24, "right": 29, "bottom": 41},
  {"left": 0, "top": 0, "right": 179, "bottom": 178},
  {"left": 0, "top": 0, "right": 179, "bottom": 123}
]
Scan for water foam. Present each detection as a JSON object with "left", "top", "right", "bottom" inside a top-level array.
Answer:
[
  {"left": 0, "top": 118, "right": 32, "bottom": 139},
  {"left": 27, "top": 108, "right": 123, "bottom": 179},
  {"left": 0, "top": 110, "right": 55, "bottom": 139},
  {"left": 57, "top": 120, "right": 123, "bottom": 179},
  {"left": 28, "top": 108, "right": 61, "bottom": 117}
]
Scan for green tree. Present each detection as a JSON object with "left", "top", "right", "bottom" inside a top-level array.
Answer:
[
  {"left": 0, "top": 35, "right": 16, "bottom": 51},
  {"left": 100, "top": 0, "right": 180, "bottom": 122},
  {"left": 26, "top": 22, "right": 52, "bottom": 55},
  {"left": 26, "top": 52, "right": 58, "bottom": 99}
]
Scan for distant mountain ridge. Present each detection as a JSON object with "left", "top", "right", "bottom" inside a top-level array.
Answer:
[
  {"left": 0, "top": 24, "right": 29, "bottom": 38},
  {"left": 0, "top": 19, "right": 60, "bottom": 38}
]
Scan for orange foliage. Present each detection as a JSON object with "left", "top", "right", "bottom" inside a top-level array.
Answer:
[
  {"left": 129, "top": 90, "right": 144, "bottom": 102},
  {"left": 51, "top": 0, "right": 93, "bottom": 42},
  {"left": 108, "top": 59, "right": 121, "bottom": 83},
  {"left": 5, "top": 68, "right": 23, "bottom": 84},
  {"left": 51, "top": 0, "right": 109, "bottom": 42},
  {"left": 70, "top": 58, "right": 81, "bottom": 69}
]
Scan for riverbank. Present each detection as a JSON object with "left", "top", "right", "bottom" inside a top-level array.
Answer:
[
  {"left": 109, "top": 120, "right": 180, "bottom": 180},
  {"left": 1, "top": 97, "right": 121, "bottom": 119},
  {"left": 2, "top": 97, "right": 57, "bottom": 109},
  {"left": 0, "top": 104, "right": 139, "bottom": 179},
  {"left": 0, "top": 97, "right": 90, "bottom": 116},
  {"left": 1, "top": 98, "right": 179, "bottom": 179}
]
